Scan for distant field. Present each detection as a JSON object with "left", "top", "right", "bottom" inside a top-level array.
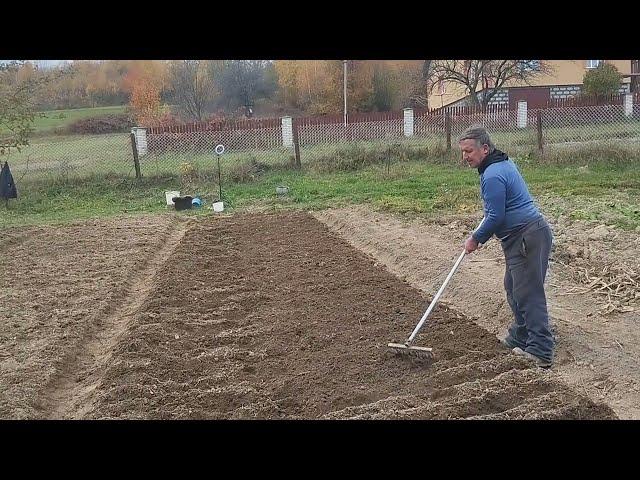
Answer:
[{"left": 32, "top": 106, "right": 128, "bottom": 134}]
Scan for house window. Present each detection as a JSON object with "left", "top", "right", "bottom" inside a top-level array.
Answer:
[{"left": 586, "top": 60, "right": 602, "bottom": 69}]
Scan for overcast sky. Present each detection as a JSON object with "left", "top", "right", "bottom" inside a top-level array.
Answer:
[{"left": 1, "top": 60, "right": 69, "bottom": 68}]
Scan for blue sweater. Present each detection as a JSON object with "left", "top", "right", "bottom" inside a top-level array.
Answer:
[{"left": 472, "top": 156, "right": 542, "bottom": 244}]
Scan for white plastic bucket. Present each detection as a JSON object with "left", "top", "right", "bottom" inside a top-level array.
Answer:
[
  {"left": 212, "top": 201, "right": 225, "bottom": 212},
  {"left": 165, "top": 191, "right": 180, "bottom": 206},
  {"left": 276, "top": 186, "right": 289, "bottom": 196}
]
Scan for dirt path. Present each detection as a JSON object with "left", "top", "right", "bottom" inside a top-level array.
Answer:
[
  {"left": 313, "top": 206, "right": 640, "bottom": 419},
  {"left": 42, "top": 220, "right": 190, "bottom": 419}
]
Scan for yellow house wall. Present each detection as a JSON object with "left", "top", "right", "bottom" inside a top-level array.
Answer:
[{"left": 427, "top": 60, "right": 632, "bottom": 108}]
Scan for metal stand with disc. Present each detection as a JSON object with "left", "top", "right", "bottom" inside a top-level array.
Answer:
[{"left": 213, "top": 144, "right": 225, "bottom": 212}]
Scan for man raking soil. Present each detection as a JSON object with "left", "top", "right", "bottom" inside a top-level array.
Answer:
[{"left": 389, "top": 125, "right": 555, "bottom": 369}]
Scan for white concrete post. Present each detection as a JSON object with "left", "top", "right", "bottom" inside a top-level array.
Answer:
[
  {"left": 281, "top": 116, "right": 293, "bottom": 147},
  {"left": 403, "top": 108, "right": 414, "bottom": 137},
  {"left": 624, "top": 94, "right": 633, "bottom": 117},
  {"left": 132, "top": 127, "right": 148, "bottom": 156},
  {"left": 517, "top": 101, "right": 528, "bottom": 129}
]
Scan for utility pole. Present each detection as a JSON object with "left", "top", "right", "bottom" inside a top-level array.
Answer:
[{"left": 343, "top": 60, "right": 348, "bottom": 126}]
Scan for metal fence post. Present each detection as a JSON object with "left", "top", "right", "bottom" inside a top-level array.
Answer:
[
  {"left": 129, "top": 132, "right": 142, "bottom": 179},
  {"left": 445, "top": 112, "right": 452, "bottom": 151},
  {"left": 292, "top": 117, "right": 301, "bottom": 169},
  {"left": 536, "top": 110, "right": 544, "bottom": 155}
]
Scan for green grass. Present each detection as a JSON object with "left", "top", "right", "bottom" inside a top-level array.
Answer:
[
  {"left": 32, "top": 106, "right": 128, "bottom": 134},
  {"left": 2, "top": 157, "right": 639, "bottom": 231}
]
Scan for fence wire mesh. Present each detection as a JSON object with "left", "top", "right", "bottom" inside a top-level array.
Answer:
[
  {"left": 142, "top": 126, "right": 294, "bottom": 180},
  {"left": 3, "top": 133, "right": 134, "bottom": 184},
  {"left": 298, "top": 119, "right": 404, "bottom": 146},
  {"left": 540, "top": 105, "right": 640, "bottom": 145},
  {"left": 4, "top": 101, "right": 639, "bottom": 193}
]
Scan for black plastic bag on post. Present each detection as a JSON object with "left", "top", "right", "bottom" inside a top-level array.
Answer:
[{"left": 0, "top": 161, "right": 18, "bottom": 204}]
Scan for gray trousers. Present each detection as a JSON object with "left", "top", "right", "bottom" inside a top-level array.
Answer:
[{"left": 501, "top": 217, "right": 555, "bottom": 362}]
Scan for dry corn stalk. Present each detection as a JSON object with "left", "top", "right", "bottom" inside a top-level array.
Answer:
[{"left": 572, "top": 264, "right": 639, "bottom": 315}]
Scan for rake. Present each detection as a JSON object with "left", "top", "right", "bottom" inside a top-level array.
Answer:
[{"left": 388, "top": 218, "right": 485, "bottom": 359}]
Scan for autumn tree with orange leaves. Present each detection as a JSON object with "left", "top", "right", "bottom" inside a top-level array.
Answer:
[{"left": 123, "top": 63, "right": 164, "bottom": 126}]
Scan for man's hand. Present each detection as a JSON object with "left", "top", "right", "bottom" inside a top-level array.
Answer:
[{"left": 464, "top": 235, "right": 480, "bottom": 254}]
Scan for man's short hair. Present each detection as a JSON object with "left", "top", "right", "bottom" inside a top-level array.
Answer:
[{"left": 458, "top": 124, "right": 496, "bottom": 153}]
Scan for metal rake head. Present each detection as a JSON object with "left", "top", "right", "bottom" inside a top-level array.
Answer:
[{"left": 387, "top": 342, "right": 434, "bottom": 359}]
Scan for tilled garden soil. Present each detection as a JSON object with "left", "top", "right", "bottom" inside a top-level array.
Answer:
[
  {"left": 83, "top": 212, "right": 615, "bottom": 419},
  {"left": 0, "top": 214, "right": 183, "bottom": 419}
]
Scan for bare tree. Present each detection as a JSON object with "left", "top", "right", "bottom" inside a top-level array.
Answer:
[
  {"left": 215, "top": 60, "right": 277, "bottom": 116},
  {"left": 168, "top": 60, "right": 218, "bottom": 121},
  {"left": 408, "top": 60, "right": 434, "bottom": 108},
  {"left": 430, "top": 60, "right": 553, "bottom": 107}
]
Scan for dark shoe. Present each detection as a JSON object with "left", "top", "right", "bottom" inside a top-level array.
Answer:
[
  {"left": 513, "top": 347, "right": 552, "bottom": 368},
  {"left": 497, "top": 333, "right": 520, "bottom": 350}
]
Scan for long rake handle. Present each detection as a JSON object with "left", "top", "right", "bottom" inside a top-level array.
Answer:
[
  {"left": 406, "top": 249, "right": 466, "bottom": 345},
  {"left": 405, "top": 217, "right": 486, "bottom": 346}
]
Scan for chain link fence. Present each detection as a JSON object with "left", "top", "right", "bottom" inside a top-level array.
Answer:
[
  {"left": 141, "top": 125, "right": 294, "bottom": 180},
  {"left": 298, "top": 119, "right": 404, "bottom": 145},
  {"left": 3, "top": 133, "right": 134, "bottom": 185},
  {"left": 541, "top": 104, "right": 640, "bottom": 146},
  {"left": 4, "top": 101, "right": 639, "bottom": 192},
  {"left": 449, "top": 109, "right": 537, "bottom": 152},
  {"left": 448, "top": 104, "right": 640, "bottom": 156}
]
